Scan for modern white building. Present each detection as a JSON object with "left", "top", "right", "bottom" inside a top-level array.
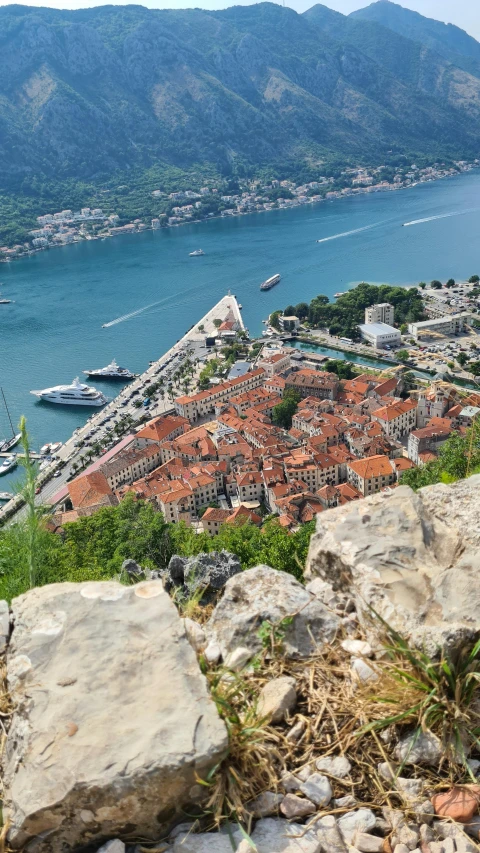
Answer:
[
  {"left": 358, "top": 322, "right": 401, "bottom": 349},
  {"left": 365, "top": 303, "right": 395, "bottom": 325},
  {"left": 407, "top": 313, "right": 472, "bottom": 341}
]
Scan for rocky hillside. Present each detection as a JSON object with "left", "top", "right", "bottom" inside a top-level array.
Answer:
[
  {"left": 351, "top": 1, "right": 480, "bottom": 78},
  {"left": 2, "top": 476, "right": 480, "bottom": 852},
  {"left": 1, "top": 2, "right": 480, "bottom": 189}
]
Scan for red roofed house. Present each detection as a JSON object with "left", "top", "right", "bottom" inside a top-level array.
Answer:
[
  {"left": 347, "top": 454, "right": 396, "bottom": 496},
  {"left": 372, "top": 399, "right": 417, "bottom": 440}
]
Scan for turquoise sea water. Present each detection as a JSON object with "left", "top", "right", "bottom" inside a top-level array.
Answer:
[{"left": 1, "top": 170, "right": 480, "bottom": 491}]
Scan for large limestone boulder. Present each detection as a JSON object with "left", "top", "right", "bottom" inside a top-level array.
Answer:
[
  {"left": 206, "top": 565, "right": 339, "bottom": 659},
  {"left": 306, "top": 476, "right": 480, "bottom": 651},
  {"left": 3, "top": 580, "right": 228, "bottom": 852}
]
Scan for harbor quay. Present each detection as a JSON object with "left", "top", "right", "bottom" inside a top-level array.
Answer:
[{"left": 0, "top": 294, "right": 245, "bottom": 523}]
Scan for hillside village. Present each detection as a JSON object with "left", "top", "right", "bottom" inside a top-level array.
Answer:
[
  {"left": 1, "top": 160, "right": 477, "bottom": 260},
  {"left": 52, "top": 301, "right": 480, "bottom": 534}
]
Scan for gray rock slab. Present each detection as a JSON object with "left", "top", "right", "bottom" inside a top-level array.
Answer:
[
  {"left": 4, "top": 580, "right": 228, "bottom": 852},
  {"left": 305, "top": 477, "right": 480, "bottom": 652},
  {"left": 206, "top": 565, "right": 339, "bottom": 659}
]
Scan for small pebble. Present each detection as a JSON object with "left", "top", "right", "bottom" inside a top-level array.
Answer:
[
  {"left": 299, "top": 773, "right": 332, "bottom": 807},
  {"left": 280, "top": 793, "right": 316, "bottom": 819},
  {"left": 351, "top": 658, "right": 378, "bottom": 683},
  {"left": 245, "top": 790, "right": 283, "bottom": 817},
  {"left": 316, "top": 755, "right": 352, "bottom": 778},
  {"left": 354, "top": 832, "right": 384, "bottom": 852},
  {"left": 341, "top": 639, "right": 373, "bottom": 657}
]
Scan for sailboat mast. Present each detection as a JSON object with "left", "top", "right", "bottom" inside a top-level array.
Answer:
[{"left": 0, "top": 388, "right": 15, "bottom": 438}]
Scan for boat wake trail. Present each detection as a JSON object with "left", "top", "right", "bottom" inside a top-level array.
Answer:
[
  {"left": 316, "top": 221, "right": 383, "bottom": 243},
  {"left": 101, "top": 282, "right": 210, "bottom": 328},
  {"left": 102, "top": 300, "right": 166, "bottom": 327},
  {"left": 403, "top": 207, "right": 480, "bottom": 227}
]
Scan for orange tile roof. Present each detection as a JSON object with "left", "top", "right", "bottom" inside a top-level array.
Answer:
[
  {"left": 68, "top": 471, "right": 113, "bottom": 508},
  {"left": 135, "top": 414, "right": 189, "bottom": 443},
  {"left": 348, "top": 454, "right": 393, "bottom": 479},
  {"left": 374, "top": 399, "right": 417, "bottom": 422},
  {"left": 176, "top": 369, "right": 265, "bottom": 405}
]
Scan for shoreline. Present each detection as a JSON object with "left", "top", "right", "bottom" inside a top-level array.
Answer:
[{"left": 2, "top": 162, "right": 478, "bottom": 265}]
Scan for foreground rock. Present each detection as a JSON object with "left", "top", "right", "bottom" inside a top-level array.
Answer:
[
  {"left": 306, "top": 476, "right": 480, "bottom": 651},
  {"left": 4, "top": 580, "right": 228, "bottom": 852},
  {"left": 206, "top": 565, "right": 339, "bottom": 658},
  {"left": 163, "top": 551, "right": 241, "bottom": 603}
]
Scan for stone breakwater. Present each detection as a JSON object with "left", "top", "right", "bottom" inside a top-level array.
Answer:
[{"left": 1, "top": 476, "right": 480, "bottom": 852}]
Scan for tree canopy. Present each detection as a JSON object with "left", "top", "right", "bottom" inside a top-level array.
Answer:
[{"left": 282, "top": 283, "right": 425, "bottom": 339}]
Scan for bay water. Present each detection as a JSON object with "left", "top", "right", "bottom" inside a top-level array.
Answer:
[{"left": 1, "top": 169, "right": 480, "bottom": 491}]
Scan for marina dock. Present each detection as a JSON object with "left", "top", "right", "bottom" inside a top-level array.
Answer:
[{"left": 0, "top": 293, "right": 245, "bottom": 523}]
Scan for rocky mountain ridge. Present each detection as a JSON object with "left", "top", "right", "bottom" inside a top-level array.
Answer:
[{"left": 1, "top": 2, "right": 480, "bottom": 188}]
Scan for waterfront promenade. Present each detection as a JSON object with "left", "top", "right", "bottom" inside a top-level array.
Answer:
[{"left": 0, "top": 294, "right": 244, "bottom": 522}]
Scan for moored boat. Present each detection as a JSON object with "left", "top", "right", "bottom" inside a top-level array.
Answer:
[
  {"left": 30, "top": 377, "right": 108, "bottom": 407},
  {"left": 0, "top": 455, "right": 17, "bottom": 476},
  {"left": 83, "top": 359, "right": 136, "bottom": 380}
]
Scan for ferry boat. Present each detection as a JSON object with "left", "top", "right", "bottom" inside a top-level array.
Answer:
[
  {"left": 189, "top": 249, "right": 204, "bottom": 257},
  {"left": 0, "top": 455, "right": 17, "bottom": 476},
  {"left": 30, "top": 377, "right": 108, "bottom": 407},
  {"left": 83, "top": 359, "right": 136, "bottom": 381},
  {"left": 260, "top": 274, "right": 281, "bottom": 291}
]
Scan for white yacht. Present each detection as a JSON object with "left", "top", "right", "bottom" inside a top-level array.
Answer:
[
  {"left": 0, "top": 455, "right": 17, "bottom": 476},
  {"left": 83, "top": 359, "right": 137, "bottom": 381},
  {"left": 30, "top": 377, "right": 108, "bottom": 407},
  {"left": 189, "top": 249, "right": 204, "bottom": 256}
]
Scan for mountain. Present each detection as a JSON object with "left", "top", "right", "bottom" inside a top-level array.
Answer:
[
  {"left": 305, "top": 4, "right": 480, "bottom": 122},
  {"left": 0, "top": 2, "right": 480, "bottom": 193},
  {"left": 351, "top": 1, "right": 480, "bottom": 78}
]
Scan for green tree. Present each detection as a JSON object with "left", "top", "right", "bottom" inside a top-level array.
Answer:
[
  {"left": 401, "top": 421, "right": 480, "bottom": 491},
  {"left": 269, "top": 311, "right": 281, "bottom": 331},
  {"left": 418, "top": 282, "right": 426, "bottom": 289},
  {"left": 431, "top": 280, "right": 442, "bottom": 289},
  {"left": 456, "top": 352, "right": 468, "bottom": 367},
  {"left": 324, "top": 359, "right": 355, "bottom": 379},
  {"left": 272, "top": 389, "right": 301, "bottom": 429},
  {"left": 469, "top": 275, "right": 480, "bottom": 284},
  {"left": 400, "top": 323, "right": 408, "bottom": 334},
  {"left": 397, "top": 349, "right": 410, "bottom": 362},
  {"left": 446, "top": 278, "right": 455, "bottom": 288},
  {"left": 294, "top": 302, "right": 309, "bottom": 320}
]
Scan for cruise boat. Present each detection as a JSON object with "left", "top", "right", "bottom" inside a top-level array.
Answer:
[
  {"left": 189, "top": 249, "right": 204, "bottom": 256},
  {"left": 260, "top": 274, "right": 281, "bottom": 291},
  {"left": 30, "top": 377, "right": 108, "bottom": 407},
  {"left": 0, "top": 455, "right": 17, "bottom": 476},
  {"left": 83, "top": 359, "right": 137, "bottom": 381}
]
